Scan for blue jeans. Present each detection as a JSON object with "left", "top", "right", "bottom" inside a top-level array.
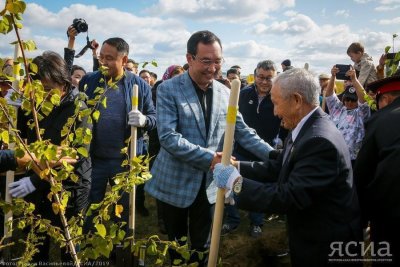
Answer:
[
  {"left": 84, "top": 158, "right": 128, "bottom": 233},
  {"left": 224, "top": 204, "right": 264, "bottom": 227},
  {"left": 225, "top": 152, "right": 265, "bottom": 227}
]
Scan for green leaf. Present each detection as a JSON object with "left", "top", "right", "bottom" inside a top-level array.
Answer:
[
  {"left": 77, "top": 147, "right": 88, "bottom": 157},
  {"left": 94, "top": 87, "right": 104, "bottom": 95},
  {"left": 1, "top": 131, "right": 9, "bottom": 144},
  {"left": 23, "top": 40, "right": 37, "bottom": 51},
  {"left": 61, "top": 126, "right": 69, "bottom": 137},
  {"left": 52, "top": 203, "right": 60, "bottom": 214},
  {"left": 92, "top": 110, "right": 100, "bottom": 122},
  {"left": 95, "top": 223, "right": 106, "bottom": 238},
  {"left": 101, "top": 97, "right": 107, "bottom": 108},
  {"left": 173, "top": 259, "right": 182, "bottom": 265},
  {"left": 17, "top": 220, "right": 25, "bottom": 229},
  {"left": 86, "top": 99, "right": 97, "bottom": 106},
  {"left": 118, "top": 229, "right": 125, "bottom": 241},
  {"left": 0, "top": 20, "right": 11, "bottom": 34},
  {"left": 70, "top": 173, "right": 79, "bottom": 183},
  {"left": 8, "top": 1, "right": 26, "bottom": 14},
  {"left": 29, "top": 62, "right": 38, "bottom": 74},
  {"left": 68, "top": 133, "right": 74, "bottom": 142},
  {"left": 385, "top": 46, "right": 391, "bottom": 53},
  {"left": 146, "top": 243, "right": 158, "bottom": 255},
  {"left": 15, "top": 21, "right": 22, "bottom": 29},
  {"left": 155, "top": 259, "right": 164, "bottom": 265},
  {"left": 395, "top": 52, "right": 400, "bottom": 61},
  {"left": 15, "top": 147, "right": 25, "bottom": 158},
  {"left": 50, "top": 93, "right": 61, "bottom": 106},
  {"left": 181, "top": 250, "right": 190, "bottom": 260}
]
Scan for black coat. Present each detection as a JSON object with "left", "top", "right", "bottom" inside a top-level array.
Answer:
[
  {"left": 237, "top": 108, "right": 362, "bottom": 267},
  {"left": 0, "top": 150, "right": 16, "bottom": 173},
  {"left": 17, "top": 88, "right": 92, "bottom": 216},
  {"left": 234, "top": 84, "right": 287, "bottom": 160},
  {"left": 354, "top": 96, "right": 400, "bottom": 222}
]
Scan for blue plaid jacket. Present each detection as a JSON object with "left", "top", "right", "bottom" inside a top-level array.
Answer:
[{"left": 145, "top": 72, "right": 273, "bottom": 208}]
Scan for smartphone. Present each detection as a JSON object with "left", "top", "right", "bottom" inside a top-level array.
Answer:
[
  {"left": 335, "top": 64, "right": 351, "bottom": 80},
  {"left": 386, "top": 53, "right": 396, "bottom": 60}
]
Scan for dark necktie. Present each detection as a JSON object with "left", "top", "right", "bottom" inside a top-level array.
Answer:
[{"left": 282, "top": 132, "right": 293, "bottom": 164}]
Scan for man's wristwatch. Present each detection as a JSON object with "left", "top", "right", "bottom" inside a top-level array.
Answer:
[{"left": 233, "top": 176, "right": 243, "bottom": 194}]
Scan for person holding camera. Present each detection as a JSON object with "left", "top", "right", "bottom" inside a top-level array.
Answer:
[
  {"left": 64, "top": 19, "right": 99, "bottom": 79},
  {"left": 325, "top": 65, "right": 371, "bottom": 166}
]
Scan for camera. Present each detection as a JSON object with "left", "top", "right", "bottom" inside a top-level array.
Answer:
[{"left": 72, "top": 18, "right": 88, "bottom": 33}]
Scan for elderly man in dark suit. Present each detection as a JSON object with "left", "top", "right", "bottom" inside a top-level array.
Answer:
[{"left": 213, "top": 68, "right": 362, "bottom": 267}]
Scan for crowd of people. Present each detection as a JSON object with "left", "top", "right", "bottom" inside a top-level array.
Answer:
[{"left": 0, "top": 26, "right": 400, "bottom": 267}]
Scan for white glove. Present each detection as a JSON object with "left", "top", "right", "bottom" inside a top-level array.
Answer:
[
  {"left": 213, "top": 163, "right": 241, "bottom": 190},
  {"left": 9, "top": 177, "right": 36, "bottom": 198},
  {"left": 128, "top": 110, "right": 146, "bottom": 127}
]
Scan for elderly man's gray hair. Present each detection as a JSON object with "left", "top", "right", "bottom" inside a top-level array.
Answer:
[{"left": 273, "top": 68, "right": 320, "bottom": 107}]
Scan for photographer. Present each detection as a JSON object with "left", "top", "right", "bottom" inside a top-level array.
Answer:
[
  {"left": 325, "top": 65, "right": 370, "bottom": 165},
  {"left": 64, "top": 19, "right": 99, "bottom": 77}
]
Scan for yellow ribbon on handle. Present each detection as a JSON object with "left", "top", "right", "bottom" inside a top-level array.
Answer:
[{"left": 208, "top": 79, "right": 241, "bottom": 267}]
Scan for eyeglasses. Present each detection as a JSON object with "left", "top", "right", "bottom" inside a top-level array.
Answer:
[
  {"left": 343, "top": 98, "right": 357, "bottom": 102},
  {"left": 256, "top": 75, "right": 273, "bottom": 82},
  {"left": 191, "top": 55, "right": 224, "bottom": 67}
]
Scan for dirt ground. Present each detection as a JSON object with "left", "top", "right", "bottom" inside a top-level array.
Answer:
[
  {"left": 5, "top": 194, "right": 375, "bottom": 267},
  {"left": 135, "top": 194, "right": 291, "bottom": 267},
  {"left": 3, "top": 193, "right": 289, "bottom": 267}
]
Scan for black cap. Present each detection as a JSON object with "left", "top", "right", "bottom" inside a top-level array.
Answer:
[
  {"left": 281, "top": 59, "right": 291, "bottom": 67},
  {"left": 342, "top": 85, "right": 358, "bottom": 101}
]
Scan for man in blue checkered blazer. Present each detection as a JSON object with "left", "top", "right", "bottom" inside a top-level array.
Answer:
[{"left": 145, "top": 30, "right": 273, "bottom": 266}]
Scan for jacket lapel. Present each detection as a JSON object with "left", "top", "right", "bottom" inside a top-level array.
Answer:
[
  {"left": 180, "top": 73, "right": 207, "bottom": 141},
  {"left": 293, "top": 108, "right": 324, "bottom": 145},
  {"left": 207, "top": 80, "right": 221, "bottom": 145},
  {"left": 278, "top": 107, "right": 324, "bottom": 183}
]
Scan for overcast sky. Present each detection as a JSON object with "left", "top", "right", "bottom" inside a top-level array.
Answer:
[{"left": 1, "top": 0, "right": 399, "bottom": 78}]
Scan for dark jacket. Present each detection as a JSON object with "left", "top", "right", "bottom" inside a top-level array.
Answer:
[
  {"left": 79, "top": 70, "right": 156, "bottom": 156},
  {"left": 234, "top": 84, "right": 287, "bottom": 160},
  {"left": 0, "top": 150, "right": 16, "bottom": 173},
  {"left": 17, "top": 88, "right": 92, "bottom": 214},
  {"left": 354, "top": 96, "right": 400, "bottom": 222},
  {"left": 64, "top": 47, "right": 99, "bottom": 74},
  {"left": 238, "top": 108, "right": 361, "bottom": 267}
]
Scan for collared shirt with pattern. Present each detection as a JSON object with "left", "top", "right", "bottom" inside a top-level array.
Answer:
[{"left": 326, "top": 93, "right": 370, "bottom": 160}]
